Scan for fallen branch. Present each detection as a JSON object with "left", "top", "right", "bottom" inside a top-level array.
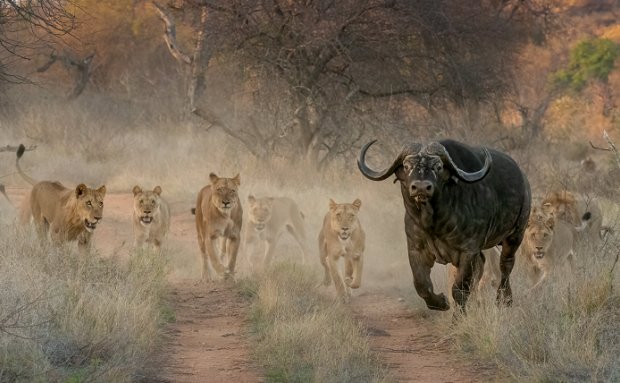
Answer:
[{"left": 0, "top": 144, "right": 37, "bottom": 153}]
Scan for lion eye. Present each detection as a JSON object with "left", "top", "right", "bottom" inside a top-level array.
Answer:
[
  {"left": 99, "top": 202, "right": 103, "bottom": 208},
  {"left": 86, "top": 201, "right": 92, "bottom": 207},
  {"left": 139, "top": 199, "right": 144, "bottom": 205},
  {"left": 336, "top": 213, "right": 342, "bottom": 218}
]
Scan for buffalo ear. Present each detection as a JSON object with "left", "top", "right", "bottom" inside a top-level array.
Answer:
[
  {"left": 352, "top": 199, "right": 362, "bottom": 210},
  {"left": 394, "top": 166, "right": 406, "bottom": 183},
  {"left": 248, "top": 195, "right": 256, "bottom": 205},
  {"left": 329, "top": 198, "right": 337, "bottom": 211},
  {"left": 132, "top": 185, "right": 142, "bottom": 196},
  {"left": 153, "top": 186, "right": 162, "bottom": 196},
  {"left": 209, "top": 173, "right": 219, "bottom": 184},
  {"left": 76, "top": 183, "right": 88, "bottom": 198}
]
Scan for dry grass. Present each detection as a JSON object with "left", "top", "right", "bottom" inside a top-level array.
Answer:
[
  {"left": 446, "top": 237, "right": 620, "bottom": 382},
  {"left": 238, "top": 263, "right": 389, "bottom": 383},
  {"left": 0, "top": 225, "right": 169, "bottom": 382}
]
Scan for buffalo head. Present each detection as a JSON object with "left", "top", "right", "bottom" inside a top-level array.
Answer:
[{"left": 358, "top": 140, "right": 492, "bottom": 204}]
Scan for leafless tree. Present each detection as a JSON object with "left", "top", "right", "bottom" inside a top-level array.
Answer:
[
  {"left": 0, "top": 1, "right": 76, "bottom": 83},
  {"left": 152, "top": 0, "right": 553, "bottom": 168}
]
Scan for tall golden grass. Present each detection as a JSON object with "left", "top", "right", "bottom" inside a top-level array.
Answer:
[
  {"left": 0, "top": 225, "right": 169, "bottom": 382},
  {"left": 239, "top": 263, "right": 389, "bottom": 383},
  {"left": 446, "top": 237, "right": 620, "bottom": 382}
]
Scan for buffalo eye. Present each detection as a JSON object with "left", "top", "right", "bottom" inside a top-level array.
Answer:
[{"left": 403, "top": 163, "right": 411, "bottom": 172}]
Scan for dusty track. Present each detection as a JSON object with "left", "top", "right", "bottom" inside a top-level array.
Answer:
[{"left": 3, "top": 188, "right": 501, "bottom": 382}]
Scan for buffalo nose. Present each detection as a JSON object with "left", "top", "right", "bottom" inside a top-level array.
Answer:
[{"left": 411, "top": 180, "right": 434, "bottom": 195}]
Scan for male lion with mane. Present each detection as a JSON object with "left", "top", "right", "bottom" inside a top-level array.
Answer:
[
  {"left": 195, "top": 173, "right": 242, "bottom": 281},
  {"left": 132, "top": 185, "right": 170, "bottom": 252},
  {"left": 243, "top": 195, "right": 308, "bottom": 269},
  {"left": 15, "top": 144, "right": 106, "bottom": 254},
  {"left": 319, "top": 198, "right": 365, "bottom": 301}
]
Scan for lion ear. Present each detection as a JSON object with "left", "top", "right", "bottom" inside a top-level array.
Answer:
[
  {"left": 232, "top": 173, "right": 240, "bottom": 186},
  {"left": 329, "top": 198, "right": 337, "bottom": 211},
  {"left": 209, "top": 173, "right": 219, "bottom": 184},
  {"left": 97, "top": 185, "right": 106, "bottom": 197},
  {"left": 132, "top": 185, "right": 142, "bottom": 196},
  {"left": 76, "top": 183, "right": 88, "bottom": 198},
  {"left": 248, "top": 195, "right": 256, "bottom": 204},
  {"left": 546, "top": 215, "right": 555, "bottom": 229},
  {"left": 153, "top": 186, "right": 162, "bottom": 196},
  {"left": 352, "top": 199, "right": 362, "bottom": 210}
]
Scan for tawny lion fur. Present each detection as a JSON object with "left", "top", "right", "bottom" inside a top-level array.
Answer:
[
  {"left": 318, "top": 198, "right": 365, "bottom": 301},
  {"left": 243, "top": 195, "right": 308, "bottom": 269},
  {"left": 132, "top": 185, "right": 170, "bottom": 252},
  {"left": 522, "top": 206, "right": 575, "bottom": 289},
  {"left": 16, "top": 147, "right": 105, "bottom": 253},
  {"left": 195, "top": 173, "right": 242, "bottom": 281},
  {"left": 28, "top": 182, "right": 106, "bottom": 253}
]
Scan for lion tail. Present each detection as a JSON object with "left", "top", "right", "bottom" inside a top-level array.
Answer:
[
  {"left": 0, "top": 184, "right": 14, "bottom": 207},
  {"left": 15, "top": 144, "right": 37, "bottom": 186}
]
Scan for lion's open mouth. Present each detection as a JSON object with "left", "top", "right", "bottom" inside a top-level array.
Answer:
[
  {"left": 84, "top": 219, "right": 98, "bottom": 232},
  {"left": 534, "top": 252, "right": 545, "bottom": 259},
  {"left": 339, "top": 232, "right": 351, "bottom": 240},
  {"left": 141, "top": 216, "right": 153, "bottom": 224},
  {"left": 255, "top": 222, "right": 266, "bottom": 231}
]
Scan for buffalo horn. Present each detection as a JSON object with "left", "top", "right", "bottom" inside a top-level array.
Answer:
[
  {"left": 425, "top": 142, "right": 492, "bottom": 182},
  {"left": 358, "top": 140, "right": 403, "bottom": 181}
]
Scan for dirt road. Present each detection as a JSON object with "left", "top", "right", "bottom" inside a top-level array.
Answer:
[{"left": 3, "top": 188, "right": 500, "bottom": 382}]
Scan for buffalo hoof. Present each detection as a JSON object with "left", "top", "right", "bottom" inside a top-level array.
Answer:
[{"left": 426, "top": 293, "right": 450, "bottom": 311}]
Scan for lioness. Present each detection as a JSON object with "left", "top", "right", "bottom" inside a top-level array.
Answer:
[
  {"left": 15, "top": 144, "right": 105, "bottom": 253},
  {"left": 541, "top": 191, "right": 604, "bottom": 243},
  {"left": 319, "top": 198, "right": 365, "bottom": 301},
  {"left": 195, "top": 173, "right": 242, "bottom": 281},
  {"left": 132, "top": 185, "right": 170, "bottom": 252},
  {"left": 244, "top": 195, "right": 308, "bottom": 269},
  {"left": 522, "top": 207, "right": 575, "bottom": 289}
]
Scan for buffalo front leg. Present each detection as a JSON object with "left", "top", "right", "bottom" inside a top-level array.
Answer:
[{"left": 411, "top": 261, "right": 449, "bottom": 311}]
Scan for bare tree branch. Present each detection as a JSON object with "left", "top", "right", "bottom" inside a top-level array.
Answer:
[
  {"left": 0, "top": 144, "right": 37, "bottom": 153},
  {"left": 150, "top": 2, "right": 192, "bottom": 64}
]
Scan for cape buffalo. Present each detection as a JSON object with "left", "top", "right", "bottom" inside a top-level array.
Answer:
[{"left": 358, "top": 139, "right": 531, "bottom": 310}]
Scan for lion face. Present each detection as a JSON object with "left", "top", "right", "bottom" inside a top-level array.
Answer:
[
  {"left": 133, "top": 185, "right": 162, "bottom": 226},
  {"left": 525, "top": 208, "right": 554, "bottom": 260},
  {"left": 541, "top": 191, "right": 580, "bottom": 224},
  {"left": 329, "top": 198, "right": 362, "bottom": 240},
  {"left": 247, "top": 195, "right": 273, "bottom": 231},
  {"left": 75, "top": 183, "right": 106, "bottom": 233},
  {"left": 210, "top": 173, "right": 240, "bottom": 214}
]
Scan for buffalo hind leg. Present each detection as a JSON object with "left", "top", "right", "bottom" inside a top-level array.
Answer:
[
  {"left": 497, "top": 237, "right": 520, "bottom": 306},
  {"left": 411, "top": 260, "right": 449, "bottom": 311}
]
